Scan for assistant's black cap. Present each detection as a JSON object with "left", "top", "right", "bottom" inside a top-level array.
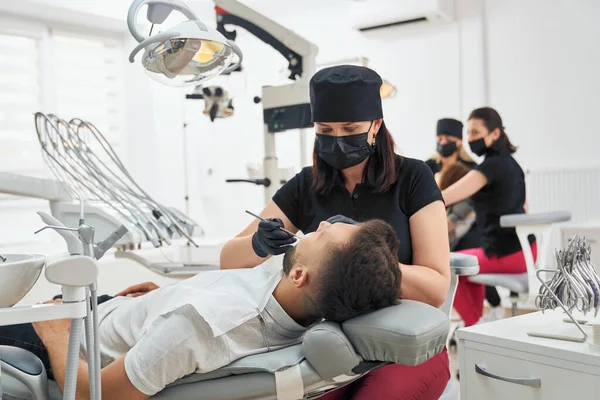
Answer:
[
  {"left": 436, "top": 118, "right": 464, "bottom": 139},
  {"left": 310, "top": 65, "right": 383, "bottom": 123}
]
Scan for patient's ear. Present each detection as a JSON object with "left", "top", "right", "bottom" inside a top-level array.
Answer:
[{"left": 289, "top": 265, "right": 309, "bottom": 288}]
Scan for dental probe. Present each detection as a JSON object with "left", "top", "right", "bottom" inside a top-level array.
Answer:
[{"left": 245, "top": 210, "right": 303, "bottom": 239}]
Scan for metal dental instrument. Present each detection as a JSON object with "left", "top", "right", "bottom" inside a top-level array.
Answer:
[
  {"left": 33, "top": 112, "right": 200, "bottom": 248},
  {"left": 245, "top": 210, "right": 303, "bottom": 240},
  {"left": 530, "top": 235, "right": 600, "bottom": 342},
  {"left": 0, "top": 254, "right": 6, "bottom": 262}
]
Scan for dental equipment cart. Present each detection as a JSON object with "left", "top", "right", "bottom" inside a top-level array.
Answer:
[{"left": 458, "top": 310, "right": 600, "bottom": 400}]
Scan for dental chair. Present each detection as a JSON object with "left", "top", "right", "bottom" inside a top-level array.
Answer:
[
  {"left": 467, "top": 211, "right": 571, "bottom": 316},
  {"left": 0, "top": 253, "right": 478, "bottom": 400}
]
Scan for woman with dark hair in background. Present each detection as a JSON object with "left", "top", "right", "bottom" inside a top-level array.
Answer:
[
  {"left": 221, "top": 65, "right": 451, "bottom": 399},
  {"left": 441, "top": 107, "right": 536, "bottom": 327},
  {"left": 428, "top": 118, "right": 504, "bottom": 323}
]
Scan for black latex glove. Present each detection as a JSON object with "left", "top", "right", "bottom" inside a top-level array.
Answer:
[
  {"left": 252, "top": 218, "right": 296, "bottom": 257},
  {"left": 326, "top": 214, "right": 359, "bottom": 225}
]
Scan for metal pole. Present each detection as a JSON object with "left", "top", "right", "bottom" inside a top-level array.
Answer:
[
  {"left": 299, "top": 128, "right": 309, "bottom": 168},
  {"left": 263, "top": 124, "right": 279, "bottom": 206}
]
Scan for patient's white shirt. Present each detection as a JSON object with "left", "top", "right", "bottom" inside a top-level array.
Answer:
[{"left": 80, "top": 265, "right": 311, "bottom": 396}]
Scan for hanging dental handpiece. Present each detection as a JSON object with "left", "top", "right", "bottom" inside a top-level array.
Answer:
[
  {"left": 61, "top": 118, "right": 166, "bottom": 245},
  {"left": 34, "top": 113, "right": 156, "bottom": 245},
  {"left": 70, "top": 118, "right": 197, "bottom": 245},
  {"left": 33, "top": 112, "right": 199, "bottom": 249}
]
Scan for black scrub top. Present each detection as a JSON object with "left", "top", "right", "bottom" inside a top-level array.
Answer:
[
  {"left": 425, "top": 158, "right": 478, "bottom": 175},
  {"left": 473, "top": 148, "right": 530, "bottom": 257},
  {"left": 272, "top": 156, "right": 443, "bottom": 265}
]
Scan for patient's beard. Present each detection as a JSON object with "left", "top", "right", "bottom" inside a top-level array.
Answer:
[{"left": 282, "top": 246, "right": 297, "bottom": 275}]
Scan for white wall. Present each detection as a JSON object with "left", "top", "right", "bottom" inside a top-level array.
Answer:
[
  {"left": 29, "top": 0, "right": 133, "bottom": 20},
  {"left": 6, "top": 0, "right": 600, "bottom": 243},
  {"left": 484, "top": 0, "right": 600, "bottom": 170}
]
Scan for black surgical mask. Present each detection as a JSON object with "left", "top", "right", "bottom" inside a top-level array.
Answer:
[
  {"left": 437, "top": 142, "right": 457, "bottom": 158},
  {"left": 315, "top": 130, "right": 374, "bottom": 170},
  {"left": 469, "top": 138, "right": 488, "bottom": 157}
]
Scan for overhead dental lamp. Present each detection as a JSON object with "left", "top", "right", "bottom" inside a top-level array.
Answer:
[{"left": 127, "top": 0, "right": 243, "bottom": 87}]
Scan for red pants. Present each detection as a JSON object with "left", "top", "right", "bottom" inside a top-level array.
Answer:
[
  {"left": 319, "top": 349, "right": 450, "bottom": 400},
  {"left": 455, "top": 243, "right": 537, "bottom": 326}
]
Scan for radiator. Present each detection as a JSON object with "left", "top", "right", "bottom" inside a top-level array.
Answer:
[{"left": 526, "top": 167, "right": 600, "bottom": 223}]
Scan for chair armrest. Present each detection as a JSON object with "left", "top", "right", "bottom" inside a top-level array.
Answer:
[
  {"left": 0, "top": 345, "right": 44, "bottom": 376},
  {"left": 0, "top": 346, "right": 49, "bottom": 400},
  {"left": 450, "top": 253, "right": 479, "bottom": 276}
]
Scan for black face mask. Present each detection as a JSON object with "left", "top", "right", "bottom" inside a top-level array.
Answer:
[
  {"left": 437, "top": 142, "right": 457, "bottom": 158},
  {"left": 315, "top": 130, "right": 374, "bottom": 170},
  {"left": 469, "top": 138, "right": 488, "bottom": 157}
]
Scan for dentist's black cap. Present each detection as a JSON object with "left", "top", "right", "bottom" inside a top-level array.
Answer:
[{"left": 310, "top": 65, "right": 383, "bottom": 123}]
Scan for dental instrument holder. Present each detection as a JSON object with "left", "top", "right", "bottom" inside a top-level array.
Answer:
[
  {"left": 34, "top": 223, "right": 101, "bottom": 400},
  {"left": 528, "top": 236, "right": 600, "bottom": 343},
  {"left": 528, "top": 269, "right": 588, "bottom": 343},
  {"left": 0, "top": 256, "right": 96, "bottom": 400},
  {"left": 32, "top": 214, "right": 128, "bottom": 400}
]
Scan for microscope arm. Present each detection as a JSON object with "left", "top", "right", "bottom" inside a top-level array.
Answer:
[{"left": 214, "top": 0, "right": 317, "bottom": 80}]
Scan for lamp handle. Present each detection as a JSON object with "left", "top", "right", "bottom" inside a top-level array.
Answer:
[
  {"left": 127, "top": 0, "right": 206, "bottom": 43},
  {"left": 128, "top": 31, "right": 180, "bottom": 63},
  {"left": 223, "top": 39, "right": 244, "bottom": 74}
]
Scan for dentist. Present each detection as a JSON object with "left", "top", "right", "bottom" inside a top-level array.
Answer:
[{"left": 221, "top": 65, "right": 451, "bottom": 400}]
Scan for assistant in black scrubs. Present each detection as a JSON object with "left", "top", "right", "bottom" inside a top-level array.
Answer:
[
  {"left": 220, "top": 65, "right": 451, "bottom": 400},
  {"left": 426, "top": 118, "right": 502, "bottom": 314},
  {"left": 441, "top": 107, "right": 536, "bottom": 327}
]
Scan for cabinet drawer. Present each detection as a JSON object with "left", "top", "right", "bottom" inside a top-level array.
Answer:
[{"left": 463, "top": 348, "right": 600, "bottom": 400}]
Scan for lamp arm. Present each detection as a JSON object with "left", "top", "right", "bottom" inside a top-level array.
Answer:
[
  {"left": 214, "top": 0, "right": 317, "bottom": 80},
  {"left": 128, "top": 0, "right": 207, "bottom": 43},
  {"left": 128, "top": 31, "right": 181, "bottom": 63}
]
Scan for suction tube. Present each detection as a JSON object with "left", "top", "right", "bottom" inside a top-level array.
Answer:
[
  {"left": 91, "top": 285, "right": 102, "bottom": 400},
  {"left": 63, "top": 318, "right": 83, "bottom": 400},
  {"left": 84, "top": 293, "right": 96, "bottom": 400}
]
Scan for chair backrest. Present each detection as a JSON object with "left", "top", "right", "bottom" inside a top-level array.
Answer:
[{"left": 500, "top": 211, "right": 571, "bottom": 296}]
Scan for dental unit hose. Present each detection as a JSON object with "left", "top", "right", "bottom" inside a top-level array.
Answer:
[
  {"left": 84, "top": 292, "right": 97, "bottom": 400},
  {"left": 91, "top": 282, "right": 101, "bottom": 400},
  {"left": 63, "top": 318, "right": 84, "bottom": 400}
]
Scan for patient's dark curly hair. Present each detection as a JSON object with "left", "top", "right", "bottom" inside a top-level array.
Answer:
[{"left": 316, "top": 219, "right": 401, "bottom": 323}]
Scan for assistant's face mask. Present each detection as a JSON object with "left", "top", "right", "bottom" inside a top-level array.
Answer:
[
  {"left": 468, "top": 137, "right": 488, "bottom": 157},
  {"left": 437, "top": 142, "right": 457, "bottom": 158},
  {"left": 314, "top": 125, "right": 374, "bottom": 170}
]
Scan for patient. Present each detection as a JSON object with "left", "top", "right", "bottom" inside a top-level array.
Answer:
[{"left": 0, "top": 219, "right": 401, "bottom": 400}]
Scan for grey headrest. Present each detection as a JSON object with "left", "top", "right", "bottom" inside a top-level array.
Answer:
[
  {"left": 302, "top": 322, "right": 360, "bottom": 380},
  {"left": 342, "top": 300, "right": 449, "bottom": 366},
  {"left": 500, "top": 211, "right": 571, "bottom": 227}
]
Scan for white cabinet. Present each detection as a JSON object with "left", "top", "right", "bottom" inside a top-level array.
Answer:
[{"left": 458, "top": 310, "right": 600, "bottom": 400}]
